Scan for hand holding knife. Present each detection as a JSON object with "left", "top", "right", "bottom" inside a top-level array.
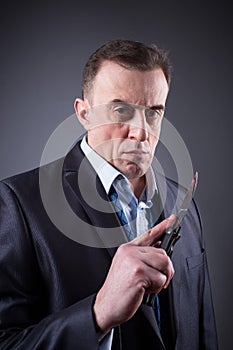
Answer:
[{"left": 143, "top": 172, "right": 199, "bottom": 306}]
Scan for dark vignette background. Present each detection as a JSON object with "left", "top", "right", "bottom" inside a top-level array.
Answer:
[{"left": 0, "top": 1, "right": 232, "bottom": 349}]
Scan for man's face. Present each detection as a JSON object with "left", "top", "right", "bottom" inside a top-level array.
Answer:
[{"left": 76, "top": 61, "right": 169, "bottom": 179}]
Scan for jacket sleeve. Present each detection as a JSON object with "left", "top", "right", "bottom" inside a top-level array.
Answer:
[{"left": 0, "top": 181, "right": 99, "bottom": 350}]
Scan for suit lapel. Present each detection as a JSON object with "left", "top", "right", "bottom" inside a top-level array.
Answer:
[
  {"left": 63, "top": 142, "right": 128, "bottom": 255},
  {"left": 140, "top": 305, "right": 165, "bottom": 348}
]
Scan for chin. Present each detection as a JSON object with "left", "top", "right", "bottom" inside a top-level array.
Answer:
[
  {"left": 120, "top": 164, "right": 146, "bottom": 179},
  {"left": 113, "top": 159, "right": 149, "bottom": 178}
]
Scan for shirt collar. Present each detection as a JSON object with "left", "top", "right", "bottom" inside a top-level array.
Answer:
[
  {"left": 80, "top": 135, "right": 157, "bottom": 199},
  {"left": 81, "top": 135, "right": 121, "bottom": 194},
  {"left": 145, "top": 165, "right": 158, "bottom": 201}
]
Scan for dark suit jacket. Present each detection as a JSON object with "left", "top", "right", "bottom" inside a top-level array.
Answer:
[{"left": 0, "top": 141, "right": 218, "bottom": 349}]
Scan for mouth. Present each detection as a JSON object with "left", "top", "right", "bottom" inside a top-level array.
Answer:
[
  {"left": 122, "top": 150, "right": 149, "bottom": 157},
  {"left": 120, "top": 150, "right": 151, "bottom": 164}
]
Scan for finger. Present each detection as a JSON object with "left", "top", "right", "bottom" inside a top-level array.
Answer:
[
  {"left": 138, "top": 247, "right": 175, "bottom": 284},
  {"left": 154, "top": 241, "right": 161, "bottom": 248},
  {"left": 143, "top": 267, "right": 168, "bottom": 294},
  {"left": 132, "top": 215, "right": 176, "bottom": 247}
]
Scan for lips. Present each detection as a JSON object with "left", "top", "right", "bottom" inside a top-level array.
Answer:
[
  {"left": 122, "top": 150, "right": 149, "bottom": 156},
  {"left": 121, "top": 150, "right": 150, "bottom": 162}
]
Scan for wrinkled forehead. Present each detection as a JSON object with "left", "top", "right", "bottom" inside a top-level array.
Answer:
[{"left": 90, "top": 61, "right": 169, "bottom": 107}]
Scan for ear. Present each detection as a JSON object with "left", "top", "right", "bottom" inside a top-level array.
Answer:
[{"left": 74, "top": 98, "right": 90, "bottom": 130}]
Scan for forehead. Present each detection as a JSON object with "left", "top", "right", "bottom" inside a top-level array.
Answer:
[{"left": 90, "top": 60, "right": 169, "bottom": 106}]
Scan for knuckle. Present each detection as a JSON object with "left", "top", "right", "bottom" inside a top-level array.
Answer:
[
  {"left": 132, "top": 262, "right": 144, "bottom": 278},
  {"left": 151, "top": 273, "right": 166, "bottom": 292},
  {"left": 117, "top": 243, "right": 130, "bottom": 255},
  {"left": 158, "top": 248, "right": 167, "bottom": 256},
  {"left": 156, "top": 251, "right": 168, "bottom": 265},
  {"left": 141, "top": 278, "right": 151, "bottom": 290},
  {"left": 164, "top": 254, "right": 171, "bottom": 265},
  {"left": 160, "top": 254, "right": 174, "bottom": 278},
  {"left": 158, "top": 273, "right": 167, "bottom": 286},
  {"left": 158, "top": 273, "right": 167, "bottom": 288}
]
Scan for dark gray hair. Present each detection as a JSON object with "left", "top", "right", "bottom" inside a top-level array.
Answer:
[{"left": 82, "top": 39, "right": 172, "bottom": 98}]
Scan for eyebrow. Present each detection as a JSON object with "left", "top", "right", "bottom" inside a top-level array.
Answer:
[
  {"left": 150, "top": 104, "right": 166, "bottom": 111},
  {"left": 111, "top": 99, "right": 166, "bottom": 111}
]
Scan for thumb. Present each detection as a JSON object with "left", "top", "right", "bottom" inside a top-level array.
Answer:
[{"left": 131, "top": 215, "right": 176, "bottom": 247}]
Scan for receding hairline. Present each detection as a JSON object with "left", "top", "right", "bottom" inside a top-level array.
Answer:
[
  {"left": 83, "top": 59, "right": 169, "bottom": 100},
  {"left": 82, "top": 39, "right": 172, "bottom": 99}
]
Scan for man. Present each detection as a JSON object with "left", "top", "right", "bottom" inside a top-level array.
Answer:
[{"left": 0, "top": 40, "right": 218, "bottom": 349}]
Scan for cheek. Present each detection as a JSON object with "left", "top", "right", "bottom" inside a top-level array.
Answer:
[
  {"left": 102, "top": 124, "right": 129, "bottom": 140},
  {"left": 89, "top": 124, "right": 119, "bottom": 142},
  {"left": 148, "top": 134, "right": 159, "bottom": 151},
  {"left": 148, "top": 122, "right": 162, "bottom": 148},
  {"left": 89, "top": 125, "right": 128, "bottom": 158}
]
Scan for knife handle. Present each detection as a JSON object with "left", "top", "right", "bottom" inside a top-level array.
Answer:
[
  {"left": 160, "top": 226, "right": 181, "bottom": 257},
  {"left": 142, "top": 226, "right": 181, "bottom": 307}
]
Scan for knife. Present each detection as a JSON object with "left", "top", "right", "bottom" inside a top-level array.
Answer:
[{"left": 144, "top": 171, "right": 198, "bottom": 306}]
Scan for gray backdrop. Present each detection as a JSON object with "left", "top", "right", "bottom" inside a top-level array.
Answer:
[{"left": 0, "top": 1, "right": 232, "bottom": 349}]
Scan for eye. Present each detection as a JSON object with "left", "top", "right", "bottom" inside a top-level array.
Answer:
[
  {"left": 112, "top": 104, "right": 135, "bottom": 121},
  {"left": 145, "top": 108, "right": 161, "bottom": 119},
  {"left": 115, "top": 107, "right": 129, "bottom": 115}
]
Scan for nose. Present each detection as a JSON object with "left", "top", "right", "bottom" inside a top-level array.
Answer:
[{"left": 128, "top": 113, "right": 148, "bottom": 142}]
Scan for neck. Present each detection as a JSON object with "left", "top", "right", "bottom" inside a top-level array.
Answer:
[{"left": 129, "top": 176, "right": 146, "bottom": 200}]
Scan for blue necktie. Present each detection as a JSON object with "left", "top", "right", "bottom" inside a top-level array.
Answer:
[
  {"left": 108, "top": 184, "right": 137, "bottom": 241},
  {"left": 109, "top": 183, "right": 161, "bottom": 329}
]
